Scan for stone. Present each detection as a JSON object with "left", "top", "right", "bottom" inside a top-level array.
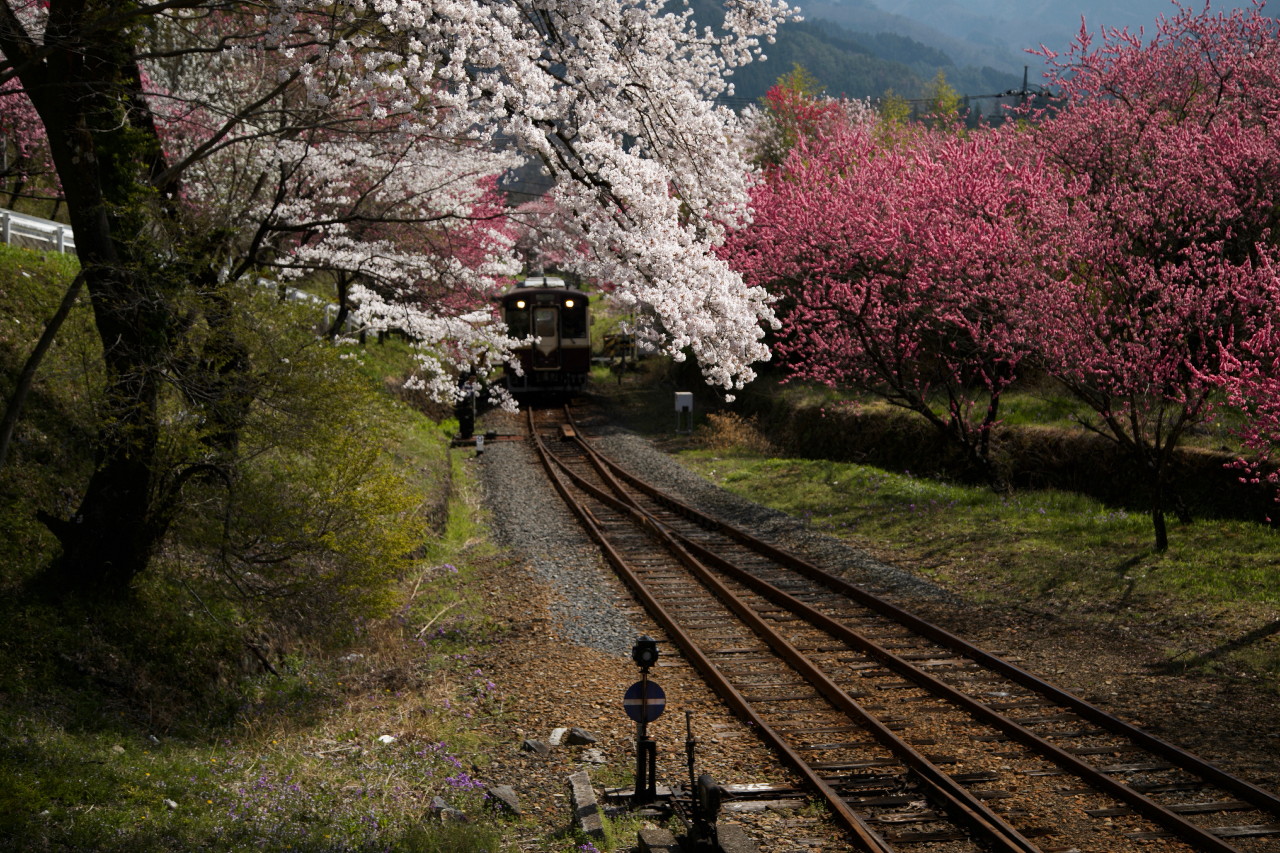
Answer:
[
  {"left": 716, "top": 821, "right": 760, "bottom": 853},
  {"left": 486, "top": 784, "right": 522, "bottom": 816},
  {"left": 520, "top": 738, "right": 550, "bottom": 756},
  {"left": 566, "top": 771, "right": 604, "bottom": 840},
  {"left": 579, "top": 748, "right": 607, "bottom": 765},
  {"left": 637, "top": 826, "right": 679, "bottom": 853},
  {"left": 428, "top": 795, "right": 467, "bottom": 823},
  {"left": 548, "top": 726, "right": 569, "bottom": 746},
  {"left": 566, "top": 726, "right": 598, "bottom": 745}
]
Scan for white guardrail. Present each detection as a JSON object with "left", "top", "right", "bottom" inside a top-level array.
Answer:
[
  {"left": 1, "top": 209, "right": 75, "bottom": 255},
  {"left": 1, "top": 213, "right": 347, "bottom": 330}
]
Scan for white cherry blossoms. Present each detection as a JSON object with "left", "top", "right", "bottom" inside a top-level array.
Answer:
[{"left": 268, "top": 0, "right": 796, "bottom": 395}]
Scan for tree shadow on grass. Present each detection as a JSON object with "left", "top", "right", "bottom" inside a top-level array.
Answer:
[
  {"left": 1095, "top": 550, "right": 1154, "bottom": 613},
  {"left": 1155, "top": 617, "right": 1280, "bottom": 675}
]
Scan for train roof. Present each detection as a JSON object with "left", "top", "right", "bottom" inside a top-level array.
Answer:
[{"left": 501, "top": 277, "right": 588, "bottom": 300}]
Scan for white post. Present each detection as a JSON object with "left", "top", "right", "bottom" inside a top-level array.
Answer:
[{"left": 675, "top": 391, "right": 693, "bottom": 434}]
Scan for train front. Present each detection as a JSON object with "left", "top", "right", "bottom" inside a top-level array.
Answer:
[{"left": 501, "top": 276, "right": 591, "bottom": 392}]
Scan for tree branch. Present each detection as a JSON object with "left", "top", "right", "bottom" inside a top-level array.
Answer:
[{"left": 0, "top": 269, "right": 87, "bottom": 473}]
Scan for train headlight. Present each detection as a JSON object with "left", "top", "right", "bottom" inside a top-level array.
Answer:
[
  {"left": 564, "top": 299, "right": 575, "bottom": 308},
  {"left": 515, "top": 300, "right": 526, "bottom": 309}
]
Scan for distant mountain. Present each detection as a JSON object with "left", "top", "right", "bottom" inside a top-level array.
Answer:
[
  {"left": 796, "top": 0, "right": 1028, "bottom": 75},
  {"left": 800, "top": 0, "right": 1275, "bottom": 80},
  {"left": 724, "top": 15, "right": 1024, "bottom": 105}
]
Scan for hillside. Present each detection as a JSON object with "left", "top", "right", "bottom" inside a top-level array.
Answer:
[
  {"left": 688, "top": 0, "right": 1023, "bottom": 108},
  {"left": 729, "top": 17, "right": 1022, "bottom": 103}
]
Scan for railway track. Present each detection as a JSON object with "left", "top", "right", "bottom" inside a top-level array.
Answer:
[{"left": 526, "top": 406, "right": 1280, "bottom": 853}]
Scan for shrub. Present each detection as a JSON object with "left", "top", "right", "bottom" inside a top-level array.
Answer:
[
  {"left": 695, "top": 411, "right": 776, "bottom": 455},
  {"left": 165, "top": 287, "right": 439, "bottom": 644}
]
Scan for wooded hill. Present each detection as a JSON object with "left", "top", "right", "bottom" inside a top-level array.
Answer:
[{"left": 727, "top": 16, "right": 1023, "bottom": 104}]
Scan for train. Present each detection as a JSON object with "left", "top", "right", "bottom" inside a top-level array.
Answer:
[{"left": 498, "top": 275, "right": 591, "bottom": 392}]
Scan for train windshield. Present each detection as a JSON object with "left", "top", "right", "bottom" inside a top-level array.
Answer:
[
  {"left": 561, "top": 301, "right": 587, "bottom": 338},
  {"left": 506, "top": 306, "right": 531, "bottom": 338},
  {"left": 533, "top": 307, "right": 558, "bottom": 339}
]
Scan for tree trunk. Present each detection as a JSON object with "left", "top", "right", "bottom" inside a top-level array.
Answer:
[
  {"left": 1149, "top": 464, "right": 1170, "bottom": 553},
  {"left": 327, "top": 273, "right": 352, "bottom": 338},
  {"left": 40, "top": 263, "right": 173, "bottom": 592},
  {"left": 15, "top": 32, "right": 182, "bottom": 594},
  {"left": 1151, "top": 503, "right": 1169, "bottom": 553}
]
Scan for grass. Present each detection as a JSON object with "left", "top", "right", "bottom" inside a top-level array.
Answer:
[
  {"left": 0, "top": 715, "right": 506, "bottom": 851},
  {"left": 675, "top": 448, "right": 1280, "bottom": 680},
  {"left": 0, "top": 413, "right": 525, "bottom": 851}
]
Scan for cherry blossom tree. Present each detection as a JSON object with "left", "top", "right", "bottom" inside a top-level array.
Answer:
[
  {"left": 726, "top": 110, "right": 1068, "bottom": 480},
  {"left": 0, "top": 55, "right": 524, "bottom": 471},
  {"left": 1024, "top": 1, "right": 1280, "bottom": 550},
  {"left": 507, "top": 196, "right": 583, "bottom": 278},
  {"left": 254, "top": 131, "right": 525, "bottom": 403},
  {"left": 0, "top": 0, "right": 792, "bottom": 591}
]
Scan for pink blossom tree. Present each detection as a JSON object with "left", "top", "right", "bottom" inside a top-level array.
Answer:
[
  {"left": 1024, "top": 1, "right": 1280, "bottom": 550},
  {"left": 726, "top": 111, "right": 1069, "bottom": 481},
  {"left": 1215, "top": 307, "right": 1280, "bottom": 513},
  {"left": 0, "top": 75, "right": 55, "bottom": 209}
]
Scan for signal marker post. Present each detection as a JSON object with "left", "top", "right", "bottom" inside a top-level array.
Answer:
[
  {"left": 627, "top": 636, "right": 665, "bottom": 805},
  {"left": 675, "top": 391, "right": 693, "bottom": 434}
]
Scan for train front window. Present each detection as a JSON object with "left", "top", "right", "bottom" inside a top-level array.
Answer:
[
  {"left": 534, "top": 307, "right": 557, "bottom": 340},
  {"left": 506, "top": 304, "right": 531, "bottom": 338},
  {"left": 561, "top": 302, "right": 587, "bottom": 338}
]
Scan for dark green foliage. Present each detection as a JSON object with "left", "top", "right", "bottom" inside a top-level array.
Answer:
[
  {"left": 863, "top": 31, "right": 952, "bottom": 69},
  {"left": 728, "top": 389, "right": 1278, "bottom": 524},
  {"left": 0, "top": 581, "right": 244, "bottom": 736},
  {"left": 730, "top": 20, "right": 918, "bottom": 101}
]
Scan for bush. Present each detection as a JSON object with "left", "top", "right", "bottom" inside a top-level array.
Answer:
[
  {"left": 694, "top": 411, "right": 776, "bottom": 455},
  {"left": 164, "top": 286, "right": 443, "bottom": 644}
]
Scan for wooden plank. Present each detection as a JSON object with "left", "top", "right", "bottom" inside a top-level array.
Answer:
[{"left": 1088, "top": 800, "right": 1252, "bottom": 818}]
